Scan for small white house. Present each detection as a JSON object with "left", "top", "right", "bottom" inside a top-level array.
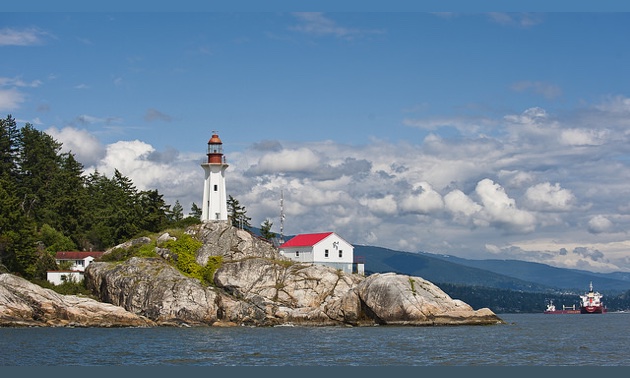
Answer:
[
  {"left": 54, "top": 251, "right": 104, "bottom": 272},
  {"left": 46, "top": 271, "right": 84, "bottom": 285},
  {"left": 279, "top": 232, "right": 364, "bottom": 275},
  {"left": 46, "top": 251, "right": 105, "bottom": 285}
]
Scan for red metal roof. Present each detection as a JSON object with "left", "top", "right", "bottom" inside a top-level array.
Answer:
[
  {"left": 55, "top": 251, "right": 105, "bottom": 260},
  {"left": 279, "top": 232, "right": 334, "bottom": 248}
]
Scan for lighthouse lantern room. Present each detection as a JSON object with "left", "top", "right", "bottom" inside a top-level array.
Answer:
[{"left": 201, "top": 131, "right": 229, "bottom": 221}]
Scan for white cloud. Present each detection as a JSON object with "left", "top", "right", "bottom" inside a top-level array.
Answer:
[
  {"left": 444, "top": 189, "right": 483, "bottom": 224},
  {"left": 588, "top": 215, "right": 613, "bottom": 234},
  {"left": 290, "top": 12, "right": 384, "bottom": 40},
  {"left": 0, "top": 88, "right": 24, "bottom": 111},
  {"left": 254, "top": 147, "right": 321, "bottom": 174},
  {"left": 400, "top": 182, "right": 444, "bottom": 214},
  {"left": 524, "top": 182, "right": 575, "bottom": 211},
  {"left": 560, "top": 128, "right": 608, "bottom": 146},
  {"left": 475, "top": 179, "right": 536, "bottom": 232},
  {"left": 0, "top": 27, "right": 47, "bottom": 46},
  {"left": 45, "top": 126, "right": 106, "bottom": 167}
]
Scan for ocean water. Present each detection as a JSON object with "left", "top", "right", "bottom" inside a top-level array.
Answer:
[{"left": 1, "top": 313, "right": 629, "bottom": 366}]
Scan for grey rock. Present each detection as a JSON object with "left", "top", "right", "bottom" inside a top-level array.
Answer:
[{"left": 0, "top": 273, "right": 154, "bottom": 327}]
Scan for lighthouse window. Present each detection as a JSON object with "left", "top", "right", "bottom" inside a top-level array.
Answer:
[{"left": 213, "top": 185, "right": 218, "bottom": 191}]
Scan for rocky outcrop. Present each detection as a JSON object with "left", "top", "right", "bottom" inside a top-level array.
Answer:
[
  {"left": 81, "top": 222, "right": 504, "bottom": 327},
  {"left": 0, "top": 273, "right": 154, "bottom": 327},
  {"left": 1, "top": 221, "right": 505, "bottom": 328},
  {"left": 186, "top": 221, "right": 279, "bottom": 264}
]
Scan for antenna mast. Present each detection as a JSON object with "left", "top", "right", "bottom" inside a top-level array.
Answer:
[{"left": 279, "top": 189, "right": 285, "bottom": 244}]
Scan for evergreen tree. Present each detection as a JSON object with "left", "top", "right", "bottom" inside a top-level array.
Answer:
[
  {"left": 190, "top": 202, "right": 202, "bottom": 219},
  {"left": 227, "top": 195, "right": 251, "bottom": 228},
  {"left": 16, "top": 123, "right": 64, "bottom": 224},
  {"left": 138, "top": 189, "right": 170, "bottom": 232},
  {"left": 0, "top": 173, "right": 38, "bottom": 277},
  {"left": 169, "top": 200, "right": 184, "bottom": 223},
  {"left": 260, "top": 218, "right": 276, "bottom": 240},
  {"left": 0, "top": 115, "right": 19, "bottom": 177}
]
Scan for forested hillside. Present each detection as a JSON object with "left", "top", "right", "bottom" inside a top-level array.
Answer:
[{"left": 0, "top": 115, "right": 197, "bottom": 280}]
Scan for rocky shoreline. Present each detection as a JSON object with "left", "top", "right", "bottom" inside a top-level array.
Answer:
[{"left": 1, "top": 222, "right": 505, "bottom": 328}]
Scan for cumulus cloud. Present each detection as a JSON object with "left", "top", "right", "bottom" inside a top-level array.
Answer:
[
  {"left": 45, "top": 126, "right": 106, "bottom": 167},
  {"left": 399, "top": 182, "right": 444, "bottom": 214},
  {"left": 252, "top": 147, "right": 321, "bottom": 174},
  {"left": 587, "top": 215, "right": 613, "bottom": 234},
  {"left": 475, "top": 179, "right": 536, "bottom": 232},
  {"left": 444, "top": 189, "right": 483, "bottom": 224},
  {"left": 524, "top": 182, "right": 575, "bottom": 211},
  {"left": 0, "top": 88, "right": 24, "bottom": 111}
]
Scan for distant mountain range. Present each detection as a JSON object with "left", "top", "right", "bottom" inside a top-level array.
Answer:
[{"left": 354, "top": 245, "right": 630, "bottom": 294}]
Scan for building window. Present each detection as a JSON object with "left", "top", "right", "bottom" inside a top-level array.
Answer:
[
  {"left": 76, "top": 260, "right": 84, "bottom": 266},
  {"left": 325, "top": 249, "right": 329, "bottom": 258},
  {"left": 339, "top": 250, "right": 343, "bottom": 258},
  {"left": 295, "top": 251, "right": 299, "bottom": 257},
  {"left": 213, "top": 184, "right": 218, "bottom": 191}
]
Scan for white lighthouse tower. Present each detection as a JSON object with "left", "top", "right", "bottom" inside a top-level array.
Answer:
[{"left": 201, "top": 131, "right": 229, "bottom": 221}]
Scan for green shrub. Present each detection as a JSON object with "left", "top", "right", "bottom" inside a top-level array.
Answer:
[{"left": 162, "top": 234, "right": 220, "bottom": 285}]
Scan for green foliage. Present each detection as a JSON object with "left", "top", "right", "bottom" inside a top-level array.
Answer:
[
  {"left": 99, "top": 240, "right": 158, "bottom": 262},
  {"left": 202, "top": 256, "right": 223, "bottom": 285},
  {"left": 33, "top": 278, "right": 95, "bottom": 297},
  {"left": 164, "top": 234, "right": 203, "bottom": 277},
  {"left": 260, "top": 218, "right": 276, "bottom": 240},
  {"left": 190, "top": 202, "right": 202, "bottom": 219},
  {"left": 39, "top": 224, "right": 76, "bottom": 254},
  {"left": 161, "top": 234, "right": 220, "bottom": 285},
  {"left": 408, "top": 277, "right": 416, "bottom": 294},
  {"left": 227, "top": 195, "right": 251, "bottom": 229},
  {"left": 169, "top": 200, "right": 184, "bottom": 222}
]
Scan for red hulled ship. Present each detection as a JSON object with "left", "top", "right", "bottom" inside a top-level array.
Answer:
[{"left": 579, "top": 281, "right": 607, "bottom": 314}]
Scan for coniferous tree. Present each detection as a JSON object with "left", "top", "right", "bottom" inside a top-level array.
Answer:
[
  {"left": 169, "top": 200, "right": 184, "bottom": 223},
  {"left": 0, "top": 115, "right": 19, "bottom": 178},
  {"left": 227, "top": 195, "right": 251, "bottom": 229},
  {"left": 260, "top": 218, "right": 276, "bottom": 240},
  {"left": 16, "top": 123, "right": 64, "bottom": 225},
  {"left": 138, "top": 189, "right": 170, "bottom": 232},
  {"left": 190, "top": 202, "right": 202, "bottom": 219}
]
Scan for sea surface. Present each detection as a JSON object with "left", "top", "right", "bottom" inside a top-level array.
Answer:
[{"left": 1, "top": 313, "right": 629, "bottom": 366}]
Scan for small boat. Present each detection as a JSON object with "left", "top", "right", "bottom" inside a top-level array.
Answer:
[
  {"left": 543, "top": 300, "right": 580, "bottom": 314},
  {"left": 579, "top": 281, "right": 607, "bottom": 314}
]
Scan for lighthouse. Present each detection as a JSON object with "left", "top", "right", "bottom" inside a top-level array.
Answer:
[{"left": 201, "top": 131, "right": 229, "bottom": 221}]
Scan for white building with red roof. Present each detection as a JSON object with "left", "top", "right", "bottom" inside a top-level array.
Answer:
[
  {"left": 278, "top": 232, "right": 363, "bottom": 275},
  {"left": 46, "top": 251, "right": 105, "bottom": 285}
]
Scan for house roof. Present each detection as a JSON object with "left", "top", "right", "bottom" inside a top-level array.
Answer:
[
  {"left": 55, "top": 251, "right": 105, "bottom": 260},
  {"left": 279, "top": 232, "right": 334, "bottom": 248}
]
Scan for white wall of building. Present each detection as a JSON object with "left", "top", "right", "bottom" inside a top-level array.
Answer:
[{"left": 47, "top": 271, "right": 84, "bottom": 285}]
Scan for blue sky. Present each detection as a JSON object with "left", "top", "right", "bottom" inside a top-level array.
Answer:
[{"left": 4, "top": 10, "right": 630, "bottom": 273}]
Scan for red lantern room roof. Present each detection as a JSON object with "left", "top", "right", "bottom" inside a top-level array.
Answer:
[{"left": 208, "top": 134, "right": 223, "bottom": 144}]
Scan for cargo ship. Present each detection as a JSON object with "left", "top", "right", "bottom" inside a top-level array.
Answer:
[
  {"left": 543, "top": 300, "right": 580, "bottom": 314},
  {"left": 579, "top": 281, "right": 607, "bottom": 314},
  {"left": 543, "top": 282, "right": 607, "bottom": 314}
]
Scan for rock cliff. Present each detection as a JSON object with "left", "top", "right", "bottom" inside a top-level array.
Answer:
[
  {"left": 0, "top": 273, "right": 154, "bottom": 327},
  {"left": 1, "top": 221, "right": 504, "bottom": 327},
  {"left": 84, "top": 221, "right": 502, "bottom": 327}
]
